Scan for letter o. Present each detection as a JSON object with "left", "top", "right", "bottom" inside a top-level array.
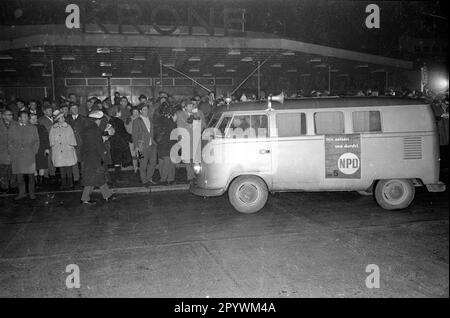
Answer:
[{"left": 151, "top": 5, "right": 181, "bottom": 35}]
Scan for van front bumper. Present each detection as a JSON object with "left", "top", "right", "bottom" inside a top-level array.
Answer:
[{"left": 190, "top": 183, "right": 225, "bottom": 197}]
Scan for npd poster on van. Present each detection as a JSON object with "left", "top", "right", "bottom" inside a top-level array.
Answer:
[{"left": 325, "top": 134, "right": 361, "bottom": 179}]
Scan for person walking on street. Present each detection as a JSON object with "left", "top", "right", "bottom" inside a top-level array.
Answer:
[
  {"left": 80, "top": 110, "right": 116, "bottom": 204},
  {"left": 8, "top": 111, "right": 39, "bottom": 200},
  {"left": 49, "top": 110, "right": 78, "bottom": 189}
]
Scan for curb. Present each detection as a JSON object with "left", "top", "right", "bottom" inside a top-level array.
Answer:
[{"left": 0, "top": 183, "right": 190, "bottom": 198}]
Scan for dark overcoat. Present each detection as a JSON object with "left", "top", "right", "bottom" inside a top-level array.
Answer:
[
  {"left": 8, "top": 123, "right": 39, "bottom": 174},
  {"left": 35, "top": 123, "right": 50, "bottom": 170},
  {"left": 154, "top": 115, "right": 177, "bottom": 158},
  {"left": 80, "top": 121, "right": 108, "bottom": 187},
  {"left": 108, "top": 116, "right": 132, "bottom": 166},
  {"left": 66, "top": 114, "right": 87, "bottom": 162}
]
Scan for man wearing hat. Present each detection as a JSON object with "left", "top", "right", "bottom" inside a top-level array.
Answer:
[{"left": 79, "top": 110, "right": 116, "bottom": 204}]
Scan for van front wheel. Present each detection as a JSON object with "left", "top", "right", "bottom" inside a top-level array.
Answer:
[
  {"left": 228, "top": 176, "right": 268, "bottom": 214},
  {"left": 374, "top": 179, "right": 415, "bottom": 210}
]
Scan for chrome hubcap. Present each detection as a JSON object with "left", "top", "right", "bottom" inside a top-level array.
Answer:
[
  {"left": 383, "top": 181, "right": 407, "bottom": 204},
  {"left": 237, "top": 183, "right": 259, "bottom": 205}
]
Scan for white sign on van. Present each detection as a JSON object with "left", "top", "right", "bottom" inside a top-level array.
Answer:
[
  {"left": 325, "top": 134, "right": 361, "bottom": 179},
  {"left": 338, "top": 152, "right": 360, "bottom": 175}
]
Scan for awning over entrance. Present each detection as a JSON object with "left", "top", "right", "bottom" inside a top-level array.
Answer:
[{"left": 0, "top": 24, "right": 412, "bottom": 80}]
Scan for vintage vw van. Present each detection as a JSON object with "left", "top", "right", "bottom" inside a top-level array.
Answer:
[{"left": 190, "top": 96, "right": 446, "bottom": 213}]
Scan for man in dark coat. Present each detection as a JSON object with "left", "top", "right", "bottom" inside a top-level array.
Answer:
[
  {"left": 66, "top": 103, "right": 86, "bottom": 184},
  {"left": 38, "top": 103, "right": 56, "bottom": 180},
  {"left": 107, "top": 106, "right": 132, "bottom": 183},
  {"left": 8, "top": 111, "right": 39, "bottom": 199},
  {"left": 29, "top": 113, "right": 50, "bottom": 185},
  {"left": 80, "top": 110, "right": 116, "bottom": 204},
  {"left": 154, "top": 103, "right": 177, "bottom": 185},
  {"left": 0, "top": 109, "right": 16, "bottom": 193}
]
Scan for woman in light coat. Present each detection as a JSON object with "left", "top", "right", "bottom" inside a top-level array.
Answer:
[{"left": 49, "top": 110, "right": 77, "bottom": 189}]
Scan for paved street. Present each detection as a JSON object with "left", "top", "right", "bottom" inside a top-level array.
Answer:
[{"left": 0, "top": 184, "right": 448, "bottom": 297}]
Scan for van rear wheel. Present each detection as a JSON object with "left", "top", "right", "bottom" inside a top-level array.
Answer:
[
  {"left": 228, "top": 176, "right": 268, "bottom": 214},
  {"left": 374, "top": 179, "right": 415, "bottom": 210}
]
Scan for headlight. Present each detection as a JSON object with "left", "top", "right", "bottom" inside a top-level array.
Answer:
[{"left": 193, "top": 163, "right": 202, "bottom": 174}]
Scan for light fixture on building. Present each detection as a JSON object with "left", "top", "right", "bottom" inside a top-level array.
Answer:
[
  {"left": 189, "top": 68, "right": 200, "bottom": 72},
  {"left": 61, "top": 55, "right": 75, "bottom": 61},
  {"left": 4, "top": 68, "right": 16, "bottom": 72},
  {"left": 282, "top": 51, "right": 295, "bottom": 56},
  {"left": 0, "top": 55, "right": 13, "bottom": 60},
  {"left": 203, "top": 73, "right": 213, "bottom": 77},
  {"left": 213, "top": 63, "right": 225, "bottom": 67},
  {"left": 308, "top": 58, "right": 321, "bottom": 63},
  {"left": 241, "top": 57, "right": 253, "bottom": 62},
  {"left": 97, "top": 48, "right": 111, "bottom": 54},
  {"left": 228, "top": 49, "right": 241, "bottom": 55},
  {"left": 226, "top": 69, "right": 236, "bottom": 73},
  {"left": 99, "top": 62, "right": 112, "bottom": 67},
  {"left": 188, "top": 57, "right": 201, "bottom": 62},
  {"left": 130, "top": 70, "right": 142, "bottom": 74},
  {"left": 172, "top": 48, "right": 186, "bottom": 52},
  {"left": 163, "top": 62, "right": 175, "bottom": 67},
  {"left": 355, "top": 64, "right": 369, "bottom": 69},
  {"left": 131, "top": 56, "right": 146, "bottom": 61},
  {"left": 101, "top": 72, "right": 112, "bottom": 77},
  {"left": 313, "top": 64, "right": 327, "bottom": 68},
  {"left": 270, "top": 63, "right": 281, "bottom": 68},
  {"left": 30, "top": 47, "right": 45, "bottom": 53},
  {"left": 30, "top": 63, "right": 45, "bottom": 67}
]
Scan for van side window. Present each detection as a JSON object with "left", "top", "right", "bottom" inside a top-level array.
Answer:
[
  {"left": 352, "top": 111, "right": 382, "bottom": 132},
  {"left": 227, "top": 114, "right": 268, "bottom": 138},
  {"left": 314, "top": 111, "right": 344, "bottom": 134},
  {"left": 276, "top": 113, "right": 307, "bottom": 137}
]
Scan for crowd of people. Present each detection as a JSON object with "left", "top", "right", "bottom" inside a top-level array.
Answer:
[
  {"left": 0, "top": 91, "right": 216, "bottom": 204},
  {"left": 0, "top": 87, "right": 448, "bottom": 203}
]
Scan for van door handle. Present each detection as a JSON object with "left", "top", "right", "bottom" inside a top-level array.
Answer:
[{"left": 259, "top": 149, "right": 271, "bottom": 154}]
